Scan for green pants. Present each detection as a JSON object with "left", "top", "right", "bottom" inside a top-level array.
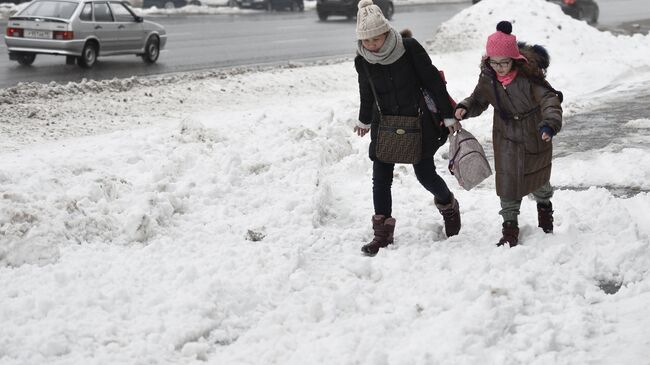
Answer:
[{"left": 499, "top": 182, "right": 553, "bottom": 223}]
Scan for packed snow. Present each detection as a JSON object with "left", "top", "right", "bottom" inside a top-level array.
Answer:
[{"left": 1, "top": 0, "right": 650, "bottom": 364}]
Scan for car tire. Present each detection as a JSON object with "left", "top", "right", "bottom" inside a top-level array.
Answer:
[
  {"left": 141, "top": 36, "right": 160, "bottom": 64},
  {"left": 383, "top": 3, "right": 393, "bottom": 20},
  {"left": 163, "top": 1, "right": 175, "bottom": 9},
  {"left": 16, "top": 52, "right": 36, "bottom": 66},
  {"left": 317, "top": 11, "right": 328, "bottom": 21},
  {"left": 77, "top": 42, "right": 98, "bottom": 68},
  {"left": 588, "top": 5, "right": 599, "bottom": 25},
  {"left": 189, "top": 0, "right": 200, "bottom": 5},
  {"left": 266, "top": 1, "right": 272, "bottom": 11}
]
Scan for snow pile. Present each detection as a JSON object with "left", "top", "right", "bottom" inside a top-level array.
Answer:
[{"left": 1, "top": 0, "right": 650, "bottom": 364}]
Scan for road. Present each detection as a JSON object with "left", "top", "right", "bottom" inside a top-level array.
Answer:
[
  {"left": 0, "top": 0, "right": 647, "bottom": 88},
  {"left": 0, "top": 3, "right": 467, "bottom": 88}
]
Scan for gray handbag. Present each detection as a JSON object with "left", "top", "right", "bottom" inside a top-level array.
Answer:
[{"left": 448, "top": 129, "right": 492, "bottom": 190}]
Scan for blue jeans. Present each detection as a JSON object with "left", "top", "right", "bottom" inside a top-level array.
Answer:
[{"left": 373, "top": 158, "right": 451, "bottom": 217}]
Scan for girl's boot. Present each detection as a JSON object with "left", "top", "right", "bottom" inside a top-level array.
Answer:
[
  {"left": 537, "top": 202, "right": 554, "bottom": 233},
  {"left": 361, "top": 215, "right": 396, "bottom": 256},
  {"left": 497, "top": 221, "right": 519, "bottom": 247},
  {"left": 435, "top": 193, "right": 461, "bottom": 237}
]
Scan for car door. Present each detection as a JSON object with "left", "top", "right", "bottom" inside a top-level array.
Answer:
[
  {"left": 92, "top": 1, "right": 119, "bottom": 53},
  {"left": 108, "top": 1, "right": 144, "bottom": 52}
]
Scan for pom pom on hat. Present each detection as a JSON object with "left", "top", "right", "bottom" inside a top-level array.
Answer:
[
  {"left": 358, "top": 0, "right": 373, "bottom": 9},
  {"left": 356, "top": 0, "right": 391, "bottom": 40},
  {"left": 496, "top": 21, "right": 512, "bottom": 35}
]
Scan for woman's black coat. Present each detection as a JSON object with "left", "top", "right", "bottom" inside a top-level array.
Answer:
[{"left": 355, "top": 37, "right": 455, "bottom": 161}]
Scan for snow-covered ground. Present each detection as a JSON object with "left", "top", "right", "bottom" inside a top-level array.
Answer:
[{"left": 1, "top": 0, "right": 650, "bottom": 364}]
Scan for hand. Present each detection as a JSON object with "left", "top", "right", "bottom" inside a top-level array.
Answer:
[
  {"left": 454, "top": 108, "right": 467, "bottom": 120},
  {"left": 541, "top": 132, "right": 552, "bottom": 142},
  {"left": 448, "top": 120, "right": 462, "bottom": 134},
  {"left": 354, "top": 126, "right": 369, "bottom": 137}
]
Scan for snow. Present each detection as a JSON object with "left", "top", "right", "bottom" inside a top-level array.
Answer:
[{"left": 1, "top": 0, "right": 650, "bottom": 364}]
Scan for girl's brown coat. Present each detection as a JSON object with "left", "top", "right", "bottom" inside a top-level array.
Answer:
[{"left": 458, "top": 48, "right": 563, "bottom": 199}]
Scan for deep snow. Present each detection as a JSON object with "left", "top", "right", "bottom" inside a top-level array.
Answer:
[{"left": 1, "top": 0, "right": 650, "bottom": 364}]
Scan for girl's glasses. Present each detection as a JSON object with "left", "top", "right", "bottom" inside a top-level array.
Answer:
[{"left": 489, "top": 59, "right": 513, "bottom": 68}]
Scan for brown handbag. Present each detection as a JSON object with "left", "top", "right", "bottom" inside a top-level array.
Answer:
[{"left": 363, "top": 63, "right": 423, "bottom": 164}]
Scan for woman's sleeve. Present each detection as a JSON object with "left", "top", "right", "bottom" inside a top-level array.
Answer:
[
  {"left": 354, "top": 57, "right": 374, "bottom": 124},
  {"left": 408, "top": 39, "right": 455, "bottom": 120}
]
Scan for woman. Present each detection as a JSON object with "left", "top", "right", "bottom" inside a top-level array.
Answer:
[
  {"left": 454, "top": 21, "right": 563, "bottom": 247},
  {"left": 354, "top": 0, "right": 461, "bottom": 256}
]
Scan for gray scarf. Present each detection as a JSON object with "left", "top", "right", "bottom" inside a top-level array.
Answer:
[{"left": 357, "top": 28, "right": 405, "bottom": 65}]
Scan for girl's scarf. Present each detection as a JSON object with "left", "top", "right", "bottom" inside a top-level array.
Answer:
[
  {"left": 357, "top": 28, "right": 405, "bottom": 65},
  {"left": 497, "top": 69, "right": 518, "bottom": 86}
]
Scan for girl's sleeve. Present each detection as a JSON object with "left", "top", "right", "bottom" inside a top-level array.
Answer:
[
  {"left": 354, "top": 57, "right": 374, "bottom": 124},
  {"left": 457, "top": 75, "right": 490, "bottom": 119},
  {"left": 532, "top": 83, "right": 563, "bottom": 134}
]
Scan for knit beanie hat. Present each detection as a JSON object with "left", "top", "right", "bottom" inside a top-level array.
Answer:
[
  {"left": 485, "top": 21, "right": 528, "bottom": 61},
  {"left": 356, "top": 0, "right": 390, "bottom": 40}
]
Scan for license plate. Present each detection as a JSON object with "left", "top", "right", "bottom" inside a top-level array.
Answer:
[{"left": 24, "top": 29, "right": 53, "bottom": 39}]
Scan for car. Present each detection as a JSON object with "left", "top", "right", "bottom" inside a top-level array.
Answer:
[
  {"left": 547, "top": 0, "right": 599, "bottom": 24},
  {"left": 142, "top": 0, "right": 201, "bottom": 9},
  {"left": 4, "top": 0, "right": 167, "bottom": 68},
  {"left": 236, "top": 0, "right": 303, "bottom": 11},
  {"left": 316, "top": 0, "right": 393, "bottom": 21},
  {"left": 472, "top": 0, "right": 599, "bottom": 24}
]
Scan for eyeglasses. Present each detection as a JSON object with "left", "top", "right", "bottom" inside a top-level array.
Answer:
[{"left": 489, "top": 59, "right": 513, "bottom": 68}]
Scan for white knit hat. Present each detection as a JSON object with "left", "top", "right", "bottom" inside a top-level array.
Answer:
[{"left": 356, "top": 0, "right": 390, "bottom": 40}]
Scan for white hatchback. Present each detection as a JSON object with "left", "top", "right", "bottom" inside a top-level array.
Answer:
[{"left": 4, "top": 0, "right": 167, "bottom": 67}]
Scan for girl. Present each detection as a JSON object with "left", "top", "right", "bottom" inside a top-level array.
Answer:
[{"left": 454, "top": 21, "right": 563, "bottom": 247}]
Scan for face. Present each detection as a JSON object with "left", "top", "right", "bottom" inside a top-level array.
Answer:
[
  {"left": 489, "top": 56, "right": 513, "bottom": 76},
  {"left": 361, "top": 33, "right": 388, "bottom": 53}
]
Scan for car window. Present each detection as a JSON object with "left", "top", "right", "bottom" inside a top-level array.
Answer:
[
  {"left": 109, "top": 2, "right": 135, "bottom": 22},
  {"left": 19, "top": 0, "right": 79, "bottom": 19},
  {"left": 79, "top": 3, "right": 92, "bottom": 21},
  {"left": 93, "top": 2, "right": 114, "bottom": 22}
]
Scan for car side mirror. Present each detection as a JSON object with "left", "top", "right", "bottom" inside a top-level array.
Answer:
[{"left": 135, "top": 15, "right": 143, "bottom": 23}]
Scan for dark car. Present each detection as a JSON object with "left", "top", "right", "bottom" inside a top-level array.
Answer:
[
  {"left": 472, "top": 0, "right": 599, "bottom": 24},
  {"left": 236, "top": 0, "right": 304, "bottom": 11},
  {"left": 316, "top": 0, "right": 393, "bottom": 21},
  {"left": 142, "top": 0, "right": 201, "bottom": 8}
]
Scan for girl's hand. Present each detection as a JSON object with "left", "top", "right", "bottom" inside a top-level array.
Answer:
[
  {"left": 541, "top": 132, "right": 552, "bottom": 142},
  {"left": 454, "top": 108, "right": 467, "bottom": 120},
  {"left": 354, "top": 126, "right": 369, "bottom": 137},
  {"left": 448, "top": 121, "right": 462, "bottom": 134}
]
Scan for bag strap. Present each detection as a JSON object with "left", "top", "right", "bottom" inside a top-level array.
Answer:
[{"left": 361, "top": 62, "right": 384, "bottom": 116}]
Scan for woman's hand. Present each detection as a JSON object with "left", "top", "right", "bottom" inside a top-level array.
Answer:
[
  {"left": 541, "top": 132, "right": 552, "bottom": 142},
  {"left": 454, "top": 108, "right": 467, "bottom": 120},
  {"left": 448, "top": 121, "right": 462, "bottom": 134},
  {"left": 354, "top": 126, "right": 369, "bottom": 137}
]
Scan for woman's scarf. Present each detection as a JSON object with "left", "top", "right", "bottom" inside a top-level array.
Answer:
[
  {"left": 357, "top": 28, "right": 405, "bottom": 65},
  {"left": 497, "top": 69, "right": 518, "bottom": 86}
]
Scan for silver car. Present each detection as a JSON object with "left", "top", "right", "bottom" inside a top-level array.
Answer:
[{"left": 4, "top": 0, "right": 167, "bottom": 68}]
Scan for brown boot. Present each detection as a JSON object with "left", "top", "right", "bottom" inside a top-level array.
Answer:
[
  {"left": 361, "top": 215, "right": 396, "bottom": 256},
  {"left": 537, "top": 202, "right": 554, "bottom": 233},
  {"left": 435, "top": 193, "right": 461, "bottom": 237},
  {"left": 497, "top": 221, "right": 519, "bottom": 247}
]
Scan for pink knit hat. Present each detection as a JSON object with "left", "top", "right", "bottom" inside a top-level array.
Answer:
[{"left": 486, "top": 21, "right": 528, "bottom": 62}]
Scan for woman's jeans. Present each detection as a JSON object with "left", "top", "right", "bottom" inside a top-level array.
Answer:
[
  {"left": 373, "top": 158, "right": 451, "bottom": 217},
  {"left": 499, "top": 181, "right": 554, "bottom": 223}
]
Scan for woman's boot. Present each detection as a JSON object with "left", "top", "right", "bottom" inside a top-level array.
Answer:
[
  {"left": 537, "top": 202, "right": 554, "bottom": 233},
  {"left": 361, "top": 215, "right": 396, "bottom": 256},
  {"left": 497, "top": 221, "right": 519, "bottom": 247},
  {"left": 435, "top": 193, "right": 461, "bottom": 237}
]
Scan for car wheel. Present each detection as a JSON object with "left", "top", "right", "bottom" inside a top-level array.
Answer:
[
  {"left": 189, "top": 0, "right": 200, "bottom": 5},
  {"left": 227, "top": 0, "right": 236, "bottom": 6},
  {"left": 266, "top": 1, "right": 272, "bottom": 11},
  {"left": 163, "top": 1, "right": 175, "bottom": 9},
  {"left": 317, "top": 10, "right": 328, "bottom": 21},
  {"left": 16, "top": 52, "right": 36, "bottom": 66},
  {"left": 141, "top": 36, "right": 160, "bottom": 64},
  {"left": 77, "top": 42, "right": 98, "bottom": 68},
  {"left": 383, "top": 3, "right": 394, "bottom": 20},
  {"left": 588, "top": 5, "right": 599, "bottom": 25}
]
